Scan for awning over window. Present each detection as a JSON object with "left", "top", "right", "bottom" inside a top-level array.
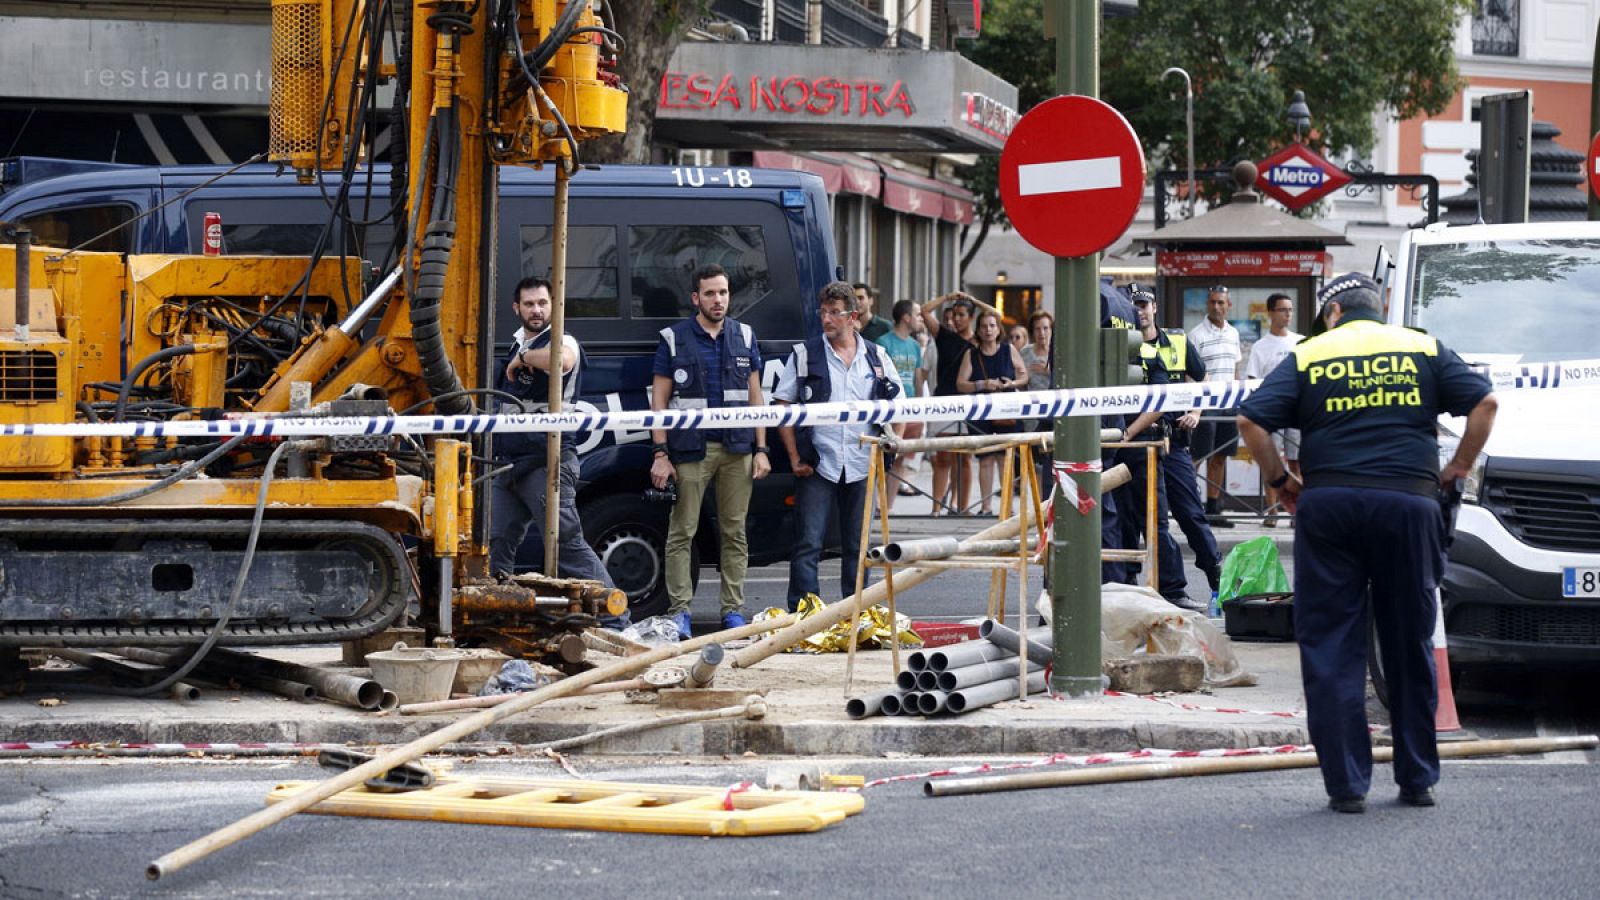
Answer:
[
  {"left": 881, "top": 166, "right": 975, "bottom": 225},
  {"left": 750, "top": 151, "right": 880, "bottom": 196},
  {"left": 754, "top": 151, "right": 975, "bottom": 224}
]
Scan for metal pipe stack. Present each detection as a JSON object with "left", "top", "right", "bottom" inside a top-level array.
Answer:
[{"left": 845, "top": 627, "right": 1051, "bottom": 719}]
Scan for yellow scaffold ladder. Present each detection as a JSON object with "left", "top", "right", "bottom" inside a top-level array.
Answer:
[{"left": 265, "top": 775, "right": 865, "bottom": 836}]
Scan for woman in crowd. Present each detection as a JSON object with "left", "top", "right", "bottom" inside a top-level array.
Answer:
[{"left": 957, "top": 311, "right": 1027, "bottom": 516}]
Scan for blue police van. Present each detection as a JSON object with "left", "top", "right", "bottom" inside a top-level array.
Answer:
[{"left": 0, "top": 156, "right": 839, "bottom": 618}]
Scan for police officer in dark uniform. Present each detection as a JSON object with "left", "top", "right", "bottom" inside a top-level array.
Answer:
[
  {"left": 1097, "top": 279, "right": 1140, "bottom": 585},
  {"left": 1117, "top": 285, "right": 1218, "bottom": 608},
  {"left": 1238, "top": 273, "right": 1497, "bottom": 814}
]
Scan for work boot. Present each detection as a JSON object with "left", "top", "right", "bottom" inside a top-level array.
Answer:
[
  {"left": 673, "top": 611, "right": 693, "bottom": 640},
  {"left": 1399, "top": 787, "right": 1437, "bottom": 807},
  {"left": 721, "top": 611, "right": 747, "bottom": 631},
  {"left": 1328, "top": 795, "right": 1366, "bottom": 814}
]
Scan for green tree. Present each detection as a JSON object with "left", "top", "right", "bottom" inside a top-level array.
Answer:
[{"left": 957, "top": 0, "right": 1470, "bottom": 273}]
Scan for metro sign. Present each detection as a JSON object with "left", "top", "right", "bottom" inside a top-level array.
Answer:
[{"left": 1255, "top": 143, "right": 1351, "bottom": 211}]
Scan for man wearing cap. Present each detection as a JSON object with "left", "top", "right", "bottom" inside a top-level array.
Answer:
[
  {"left": 1238, "top": 273, "right": 1497, "bottom": 815},
  {"left": 1120, "top": 285, "right": 1220, "bottom": 607},
  {"left": 1189, "top": 286, "right": 1242, "bottom": 527}
]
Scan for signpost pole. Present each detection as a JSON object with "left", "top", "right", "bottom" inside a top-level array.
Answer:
[{"left": 1048, "top": 0, "right": 1102, "bottom": 697}]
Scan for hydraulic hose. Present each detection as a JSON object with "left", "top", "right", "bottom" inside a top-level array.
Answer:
[
  {"left": 113, "top": 344, "right": 197, "bottom": 422},
  {"left": 408, "top": 104, "right": 471, "bottom": 414}
]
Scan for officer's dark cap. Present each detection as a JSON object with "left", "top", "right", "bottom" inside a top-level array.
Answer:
[
  {"left": 1316, "top": 272, "right": 1380, "bottom": 307},
  {"left": 1127, "top": 284, "right": 1156, "bottom": 305}
]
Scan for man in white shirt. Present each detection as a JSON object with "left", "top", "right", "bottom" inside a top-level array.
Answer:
[
  {"left": 1243, "top": 293, "right": 1302, "bottom": 525},
  {"left": 775, "top": 282, "right": 904, "bottom": 609},
  {"left": 1188, "top": 286, "right": 1243, "bottom": 526}
]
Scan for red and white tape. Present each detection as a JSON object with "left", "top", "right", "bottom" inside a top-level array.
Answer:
[{"left": 0, "top": 740, "right": 328, "bottom": 757}]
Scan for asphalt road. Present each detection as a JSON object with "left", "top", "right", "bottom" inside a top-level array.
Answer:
[{"left": 1, "top": 749, "right": 1596, "bottom": 898}]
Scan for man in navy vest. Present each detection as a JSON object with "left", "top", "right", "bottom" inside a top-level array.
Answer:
[
  {"left": 649, "top": 263, "right": 771, "bottom": 638},
  {"left": 489, "top": 277, "right": 614, "bottom": 590},
  {"left": 774, "top": 282, "right": 903, "bottom": 610}
]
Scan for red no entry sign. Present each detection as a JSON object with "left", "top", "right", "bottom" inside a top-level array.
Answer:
[
  {"left": 999, "top": 95, "right": 1146, "bottom": 259},
  {"left": 1588, "top": 132, "right": 1600, "bottom": 200}
]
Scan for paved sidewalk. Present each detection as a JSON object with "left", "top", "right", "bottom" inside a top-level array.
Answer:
[{"left": 0, "top": 638, "right": 1313, "bottom": 757}]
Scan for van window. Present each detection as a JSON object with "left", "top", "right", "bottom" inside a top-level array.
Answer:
[
  {"left": 183, "top": 199, "right": 394, "bottom": 265},
  {"left": 517, "top": 225, "right": 620, "bottom": 318},
  {"left": 629, "top": 224, "right": 773, "bottom": 322},
  {"left": 17, "top": 203, "right": 134, "bottom": 253}
]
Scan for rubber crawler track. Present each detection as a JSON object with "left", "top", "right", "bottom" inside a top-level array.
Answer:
[{"left": 0, "top": 518, "right": 411, "bottom": 647}]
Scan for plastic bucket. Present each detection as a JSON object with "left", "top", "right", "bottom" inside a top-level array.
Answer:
[
  {"left": 451, "top": 649, "right": 512, "bottom": 695},
  {"left": 365, "top": 647, "right": 464, "bottom": 705}
]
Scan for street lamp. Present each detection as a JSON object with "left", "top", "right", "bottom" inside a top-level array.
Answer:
[
  {"left": 1286, "top": 90, "right": 1312, "bottom": 143},
  {"left": 1162, "top": 67, "right": 1195, "bottom": 219}
]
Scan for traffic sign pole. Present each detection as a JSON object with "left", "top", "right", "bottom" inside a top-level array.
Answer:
[{"left": 1050, "top": 0, "right": 1102, "bottom": 698}]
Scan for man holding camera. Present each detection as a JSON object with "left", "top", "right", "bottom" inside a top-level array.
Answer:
[
  {"left": 649, "top": 264, "right": 771, "bottom": 638},
  {"left": 774, "top": 282, "right": 903, "bottom": 610}
]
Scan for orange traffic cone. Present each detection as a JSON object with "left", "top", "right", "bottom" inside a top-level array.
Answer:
[{"left": 1430, "top": 590, "right": 1471, "bottom": 739}]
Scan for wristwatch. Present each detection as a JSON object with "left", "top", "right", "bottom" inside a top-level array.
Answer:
[
  {"left": 1269, "top": 472, "right": 1291, "bottom": 489},
  {"left": 651, "top": 442, "right": 670, "bottom": 458},
  {"left": 753, "top": 446, "right": 771, "bottom": 455}
]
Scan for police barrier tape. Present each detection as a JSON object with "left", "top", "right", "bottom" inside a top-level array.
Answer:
[{"left": 2, "top": 358, "right": 1591, "bottom": 440}]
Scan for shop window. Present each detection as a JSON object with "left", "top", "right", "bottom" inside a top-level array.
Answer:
[
  {"left": 518, "top": 225, "right": 621, "bottom": 318},
  {"left": 17, "top": 204, "right": 134, "bottom": 253},
  {"left": 1472, "top": 0, "right": 1519, "bottom": 57}
]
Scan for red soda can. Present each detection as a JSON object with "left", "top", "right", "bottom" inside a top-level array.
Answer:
[{"left": 203, "top": 212, "right": 223, "bottom": 256}]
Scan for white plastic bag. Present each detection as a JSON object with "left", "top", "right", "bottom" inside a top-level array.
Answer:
[{"left": 1035, "top": 584, "right": 1256, "bottom": 688}]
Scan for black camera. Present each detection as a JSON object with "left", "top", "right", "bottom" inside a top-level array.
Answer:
[{"left": 643, "top": 479, "right": 678, "bottom": 503}]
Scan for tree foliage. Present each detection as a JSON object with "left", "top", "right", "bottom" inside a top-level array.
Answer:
[{"left": 956, "top": 0, "right": 1470, "bottom": 270}]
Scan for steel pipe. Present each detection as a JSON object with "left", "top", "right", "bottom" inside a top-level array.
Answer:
[
  {"left": 926, "top": 640, "right": 1010, "bottom": 672},
  {"left": 115, "top": 647, "right": 384, "bottom": 711},
  {"left": 845, "top": 690, "right": 899, "bottom": 720},
  {"left": 898, "top": 692, "right": 922, "bottom": 715},
  {"left": 896, "top": 670, "right": 919, "bottom": 691},
  {"left": 879, "top": 692, "right": 907, "bottom": 716},
  {"left": 13, "top": 227, "right": 30, "bottom": 341},
  {"left": 917, "top": 690, "right": 950, "bottom": 715},
  {"left": 946, "top": 670, "right": 1048, "bottom": 715},
  {"left": 686, "top": 644, "right": 724, "bottom": 689},
  {"left": 937, "top": 658, "right": 1040, "bottom": 692},
  {"left": 915, "top": 670, "right": 939, "bottom": 691},
  {"left": 978, "top": 619, "right": 1054, "bottom": 667},
  {"left": 905, "top": 650, "right": 930, "bottom": 672},
  {"left": 926, "top": 735, "right": 1600, "bottom": 797}
]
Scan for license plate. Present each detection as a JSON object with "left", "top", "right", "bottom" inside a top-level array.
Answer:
[{"left": 1561, "top": 567, "right": 1600, "bottom": 598}]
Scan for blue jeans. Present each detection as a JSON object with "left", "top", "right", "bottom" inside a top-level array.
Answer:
[{"left": 787, "top": 471, "right": 869, "bottom": 610}]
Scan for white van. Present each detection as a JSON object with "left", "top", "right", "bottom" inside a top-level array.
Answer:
[{"left": 1387, "top": 221, "right": 1600, "bottom": 666}]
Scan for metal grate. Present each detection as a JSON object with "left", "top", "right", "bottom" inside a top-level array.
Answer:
[
  {"left": 0, "top": 351, "right": 56, "bottom": 402},
  {"left": 1451, "top": 603, "right": 1600, "bottom": 646},
  {"left": 1481, "top": 477, "right": 1600, "bottom": 552},
  {"left": 268, "top": 0, "right": 323, "bottom": 162}
]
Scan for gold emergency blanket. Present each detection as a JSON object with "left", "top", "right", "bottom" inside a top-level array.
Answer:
[{"left": 754, "top": 595, "right": 922, "bottom": 654}]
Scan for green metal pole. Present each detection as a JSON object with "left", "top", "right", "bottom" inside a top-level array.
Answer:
[
  {"left": 1048, "top": 0, "right": 1103, "bottom": 698},
  {"left": 1590, "top": 18, "right": 1599, "bottom": 220}
]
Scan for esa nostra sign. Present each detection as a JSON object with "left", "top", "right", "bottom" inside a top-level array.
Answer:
[{"left": 1254, "top": 143, "right": 1351, "bottom": 211}]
